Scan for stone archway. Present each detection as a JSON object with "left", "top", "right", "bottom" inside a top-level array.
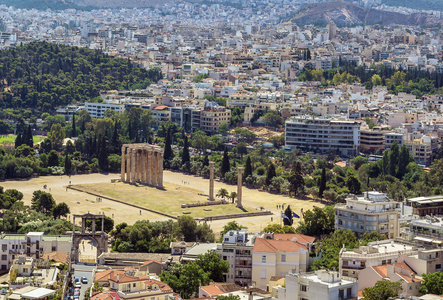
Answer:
[{"left": 72, "top": 213, "right": 108, "bottom": 263}]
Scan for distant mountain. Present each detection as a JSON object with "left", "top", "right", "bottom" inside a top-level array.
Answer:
[
  {"left": 382, "top": 0, "right": 443, "bottom": 12},
  {"left": 289, "top": 0, "right": 443, "bottom": 27}
]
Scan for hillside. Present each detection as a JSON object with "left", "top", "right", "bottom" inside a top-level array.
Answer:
[
  {"left": 290, "top": 0, "right": 443, "bottom": 27},
  {"left": 382, "top": 0, "right": 443, "bottom": 12},
  {"left": 0, "top": 41, "right": 161, "bottom": 112}
]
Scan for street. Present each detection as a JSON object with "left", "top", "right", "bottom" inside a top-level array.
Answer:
[{"left": 72, "top": 263, "right": 95, "bottom": 300}]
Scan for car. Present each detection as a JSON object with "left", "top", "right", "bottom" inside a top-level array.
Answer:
[
  {"left": 81, "top": 276, "right": 88, "bottom": 284},
  {"left": 75, "top": 279, "right": 81, "bottom": 288}
]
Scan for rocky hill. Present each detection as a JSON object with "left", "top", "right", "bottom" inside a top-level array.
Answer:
[
  {"left": 0, "top": 0, "right": 171, "bottom": 9},
  {"left": 290, "top": 0, "right": 443, "bottom": 27}
]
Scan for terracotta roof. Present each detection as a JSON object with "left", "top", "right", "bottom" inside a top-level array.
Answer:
[
  {"left": 154, "top": 105, "right": 169, "bottom": 110},
  {"left": 140, "top": 260, "right": 162, "bottom": 268},
  {"left": 144, "top": 278, "right": 173, "bottom": 292},
  {"left": 273, "top": 234, "right": 315, "bottom": 244},
  {"left": 253, "top": 238, "right": 307, "bottom": 253},
  {"left": 372, "top": 265, "right": 388, "bottom": 278},
  {"left": 245, "top": 287, "right": 270, "bottom": 294},
  {"left": 91, "top": 292, "right": 120, "bottom": 300},
  {"left": 94, "top": 270, "right": 125, "bottom": 283},
  {"left": 269, "top": 276, "right": 285, "bottom": 281},
  {"left": 109, "top": 272, "right": 146, "bottom": 284},
  {"left": 397, "top": 273, "right": 422, "bottom": 283},
  {"left": 200, "top": 285, "right": 223, "bottom": 296},
  {"left": 209, "top": 282, "right": 242, "bottom": 293}
]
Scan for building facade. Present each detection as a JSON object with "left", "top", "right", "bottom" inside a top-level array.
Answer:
[
  {"left": 335, "top": 192, "right": 401, "bottom": 239},
  {"left": 285, "top": 116, "right": 360, "bottom": 156}
]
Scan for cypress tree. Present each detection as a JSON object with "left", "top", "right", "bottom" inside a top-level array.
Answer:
[
  {"left": 164, "top": 128, "right": 173, "bottom": 168},
  {"left": 98, "top": 136, "right": 108, "bottom": 171},
  {"left": 15, "top": 133, "right": 22, "bottom": 148},
  {"left": 181, "top": 134, "right": 190, "bottom": 165},
  {"left": 112, "top": 121, "right": 119, "bottom": 154},
  {"left": 64, "top": 154, "right": 72, "bottom": 175},
  {"left": 25, "top": 125, "right": 33, "bottom": 147},
  {"left": 266, "top": 162, "right": 276, "bottom": 186},
  {"left": 389, "top": 142, "right": 399, "bottom": 177},
  {"left": 221, "top": 148, "right": 230, "bottom": 178},
  {"left": 283, "top": 205, "right": 293, "bottom": 226},
  {"left": 319, "top": 168, "right": 326, "bottom": 198},
  {"left": 72, "top": 114, "right": 76, "bottom": 137},
  {"left": 244, "top": 156, "right": 253, "bottom": 180},
  {"left": 203, "top": 154, "right": 209, "bottom": 167}
]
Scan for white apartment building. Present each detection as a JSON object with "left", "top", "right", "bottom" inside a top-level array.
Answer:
[
  {"left": 285, "top": 115, "right": 360, "bottom": 156},
  {"left": 339, "top": 240, "right": 417, "bottom": 279},
  {"left": 278, "top": 270, "right": 358, "bottom": 300},
  {"left": 401, "top": 216, "right": 443, "bottom": 246},
  {"left": 0, "top": 232, "right": 72, "bottom": 271},
  {"left": 217, "top": 229, "right": 253, "bottom": 287},
  {"left": 335, "top": 192, "right": 401, "bottom": 239},
  {"left": 384, "top": 132, "right": 404, "bottom": 148},
  {"left": 85, "top": 101, "right": 125, "bottom": 119}
]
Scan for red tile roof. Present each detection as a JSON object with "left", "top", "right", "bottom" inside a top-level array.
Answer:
[
  {"left": 200, "top": 285, "right": 223, "bottom": 296},
  {"left": 94, "top": 270, "right": 125, "bottom": 283},
  {"left": 273, "top": 233, "right": 315, "bottom": 244},
  {"left": 253, "top": 238, "right": 307, "bottom": 253},
  {"left": 91, "top": 292, "right": 120, "bottom": 300}
]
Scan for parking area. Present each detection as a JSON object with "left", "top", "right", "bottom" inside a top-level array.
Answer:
[{"left": 71, "top": 263, "right": 95, "bottom": 300}]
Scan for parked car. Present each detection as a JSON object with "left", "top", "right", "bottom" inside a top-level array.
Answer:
[{"left": 81, "top": 276, "right": 88, "bottom": 284}]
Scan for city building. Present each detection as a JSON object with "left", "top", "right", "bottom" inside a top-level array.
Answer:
[
  {"left": 360, "top": 128, "right": 385, "bottom": 152},
  {"left": 199, "top": 104, "right": 231, "bottom": 134},
  {"left": 406, "top": 195, "right": 443, "bottom": 217},
  {"left": 85, "top": 101, "right": 125, "bottom": 119},
  {"left": 401, "top": 215, "right": 443, "bottom": 246},
  {"left": 285, "top": 116, "right": 360, "bottom": 156},
  {"left": 277, "top": 270, "right": 358, "bottom": 300},
  {"left": 217, "top": 229, "right": 254, "bottom": 287},
  {"left": 0, "top": 232, "right": 71, "bottom": 271},
  {"left": 335, "top": 192, "right": 401, "bottom": 239},
  {"left": 252, "top": 237, "right": 309, "bottom": 290}
]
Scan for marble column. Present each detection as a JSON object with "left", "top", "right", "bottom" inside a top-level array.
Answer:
[
  {"left": 150, "top": 150, "right": 155, "bottom": 186},
  {"left": 209, "top": 161, "right": 215, "bottom": 201},
  {"left": 147, "top": 148, "right": 152, "bottom": 185},
  {"left": 237, "top": 167, "right": 243, "bottom": 208},
  {"left": 158, "top": 151, "right": 163, "bottom": 188},
  {"left": 121, "top": 147, "right": 126, "bottom": 182},
  {"left": 127, "top": 148, "right": 132, "bottom": 183},
  {"left": 92, "top": 218, "right": 96, "bottom": 233},
  {"left": 131, "top": 149, "right": 136, "bottom": 184},
  {"left": 141, "top": 149, "right": 146, "bottom": 184},
  {"left": 136, "top": 150, "right": 141, "bottom": 183}
]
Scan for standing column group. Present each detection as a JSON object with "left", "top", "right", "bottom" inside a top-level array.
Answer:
[{"left": 121, "top": 144, "right": 164, "bottom": 188}]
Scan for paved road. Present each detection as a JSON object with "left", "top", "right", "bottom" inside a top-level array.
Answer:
[{"left": 72, "top": 263, "right": 95, "bottom": 300}]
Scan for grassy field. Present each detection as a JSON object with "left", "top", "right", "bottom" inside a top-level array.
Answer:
[
  {"left": 74, "top": 181, "right": 252, "bottom": 218},
  {"left": 0, "top": 135, "right": 45, "bottom": 145}
]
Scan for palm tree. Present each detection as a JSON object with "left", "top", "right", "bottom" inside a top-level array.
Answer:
[
  {"left": 216, "top": 188, "right": 229, "bottom": 200},
  {"left": 229, "top": 191, "right": 237, "bottom": 204}
]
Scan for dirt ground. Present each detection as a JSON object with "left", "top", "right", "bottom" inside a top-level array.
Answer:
[{"left": 0, "top": 171, "right": 325, "bottom": 235}]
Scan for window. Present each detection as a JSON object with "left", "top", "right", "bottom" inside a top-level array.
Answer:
[
  {"left": 382, "top": 260, "right": 386, "bottom": 265},
  {"left": 133, "top": 283, "right": 136, "bottom": 287},
  {"left": 262, "top": 255, "right": 266, "bottom": 263},
  {"left": 1, "top": 245, "right": 6, "bottom": 251},
  {"left": 52, "top": 246, "right": 57, "bottom": 251},
  {"left": 281, "top": 254, "right": 286, "bottom": 262},
  {"left": 1, "top": 255, "right": 6, "bottom": 261},
  {"left": 347, "top": 288, "right": 352, "bottom": 297},
  {"left": 260, "top": 270, "right": 266, "bottom": 279},
  {"left": 300, "top": 284, "right": 307, "bottom": 292},
  {"left": 436, "top": 264, "right": 442, "bottom": 270}
]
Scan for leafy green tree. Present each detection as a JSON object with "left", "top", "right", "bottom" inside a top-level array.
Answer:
[
  {"left": 47, "top": 150, "right": 59, "bottom": 167},
  {"left": 420, "top": 271, "right": 443, "bottom": 295},
  {"left": 85, "top": 216, "right": 114, "bottom": 233},
  {"left": 262, "top": 223, "right": 295, "bottom": 234},
  {"left": 289, "top": 162, "right": 304, "bottom": 196},
  {"left": 263, "top": 111, "right": 283, "bottom": 127},
  {"left": 217, "top": 296, "right": 240, "bottom": 300},
  {"left": 64, "top": 155, "right": 72, "bottom": 175},
  {"left": 352, "top": 156, "right": 368, "bottom": 170},
  {"left": 176, "top": 215, "right": 197, "bottom": 242},
  {"left": 360, "top": 231, "right": 386, "bottom": 245},
  {"left": 244, "top": 156, "right": 253, "bottom": 181},
  {"left": 53, "top": 202, "right": 70, "bottom": 219},
  {"left": 362, "top": 280, "right": 402, "bottom": 300},
  {"left": 31, "top": 190, "right": 56, "bottom": 215},
  {"left": 229, "top": 191, "right": 237, "bottom": 204},
  {"left": 71, "top": 114, "right": 76, "bottom": 137},
  {"left": 47, "top": 123, "right": 65, "bottom": 150},
  {"left": 98, "top": 136, "right": 108, "bottom": 171},
  {"left": 219, "top": 221, "right": 247, "bottom": 238},
  {"left": 389, "top": 142, "right": 399, "bottom": 177},
  {"left": 397, "top": 145, "right": 413, "bottom": 179},
  {"left": 195, "top": 251, "right": 229, "bottom": 282},
  {"left": 295, "top": 206, "right": 335, "bottom": 236},
  {"left": 371, "top": 74, "right": 382, "bottom": 86},
  {"left": 217, "top": 122, "right": 230, "bottom": 135}
]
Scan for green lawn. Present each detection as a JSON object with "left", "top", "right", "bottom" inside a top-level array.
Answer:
[
  {"left": 75, "top": 182, "right": 251, "bottom": 218},
  {"left": 0, "top": 135, "right": 45, "bottom": 145}
]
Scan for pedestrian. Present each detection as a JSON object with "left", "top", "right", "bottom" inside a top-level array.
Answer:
[
  {"left": 271, "top": 217, "right": 273, "bottom": 222},
  {"left": 140, "top": 210, "right": 141, "bottom": 215}
]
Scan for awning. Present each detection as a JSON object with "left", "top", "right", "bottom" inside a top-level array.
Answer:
[
  {"left": 413, "top": 236, "right": 434, "bottom": 242},
  {"left": 21, "top": 288, "right": 56, "bottom": 299}
]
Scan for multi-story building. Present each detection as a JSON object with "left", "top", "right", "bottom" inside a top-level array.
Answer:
[
  {"left": 170, "top": 107, "right": 192, "bottom": 132},
  {"left": 384, "top": 132, "right": 404, "bottom": 148},
  {"left": 191, "top": 108, "right": 202, "bottom": 132},
  {"left": 406, "top": 195, "right": 443, "bottom": 217},
  {"left": 199, "top": 105, "right": 231, "bottom": 134},
  {"left": 227, "top": 93, "right": 257, "bottom": 109},
  {"left": 0, "top": 232, "right": 72, "bottom": 271},
  {"left": 335, "top": 192, "right": 401, "bottom": 239},
  {"left": 339, "top": 240, "right": 417, "bottom": 278},
  {"left": 84, "top": 101, "right": 125, "bottom": 119},
  {"left": 252, "top": 237, "right": 309, "bottom": 290},
  {"left": 151, "top": 105, "right": 171, "bottom": 127},
  {"left": 217, "top": 229, "right": 253, "bottom": 287},
  {"left": 401, "top": 215, "right": 443, "bottom": 246},
  {"left": 405, "top": 135, "right": 439, "bottom": 166},
  {"left": 277, "top": 270, "right": 358, "bottom": 300},
  {"left": 285, "top": 115, "right": 360, "bottom": 156},
  {"left": 360, "top": 128, "right": 385, "bottom": 152}
]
